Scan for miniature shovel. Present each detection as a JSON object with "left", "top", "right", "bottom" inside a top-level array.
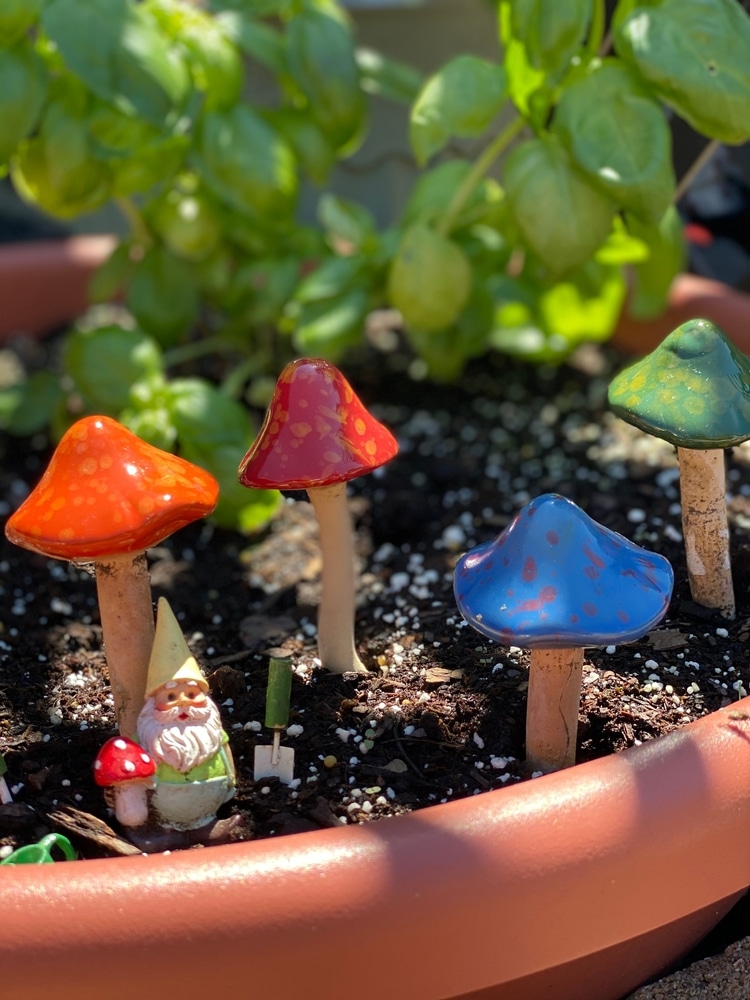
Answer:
[
  {"left": 0, "top": 753, "right": 12, "bottom": 804},
  {"left": 253, "top": 656, "right": 295, "bottom": 785}
]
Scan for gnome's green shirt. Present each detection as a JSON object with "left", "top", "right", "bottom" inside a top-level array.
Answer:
[{"left": 140, "top": 731, "right": 234, "bottom": 784}]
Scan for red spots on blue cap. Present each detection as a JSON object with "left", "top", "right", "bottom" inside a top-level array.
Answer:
[
  {"left": 522, "top": 557, "right": 537, "bottom": 582},
  {"left": 453, "top": 493, "right": 673, "bottom": 648}
]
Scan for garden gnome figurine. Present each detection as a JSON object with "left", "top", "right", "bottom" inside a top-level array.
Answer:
[{"left": 97, "top": 598, "right": 240, "bottom": 852}]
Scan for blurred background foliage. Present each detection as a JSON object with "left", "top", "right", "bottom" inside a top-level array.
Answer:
[{"left": 2, "top": 0, "right": 750, "bottom": 529}]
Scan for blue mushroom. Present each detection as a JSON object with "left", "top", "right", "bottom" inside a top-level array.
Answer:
[
  {"left": 453, "top": 494, "right": 673, "bottom": 649},
  {"left": 453, "top": 494, "right": 674, "bottom": 773}
]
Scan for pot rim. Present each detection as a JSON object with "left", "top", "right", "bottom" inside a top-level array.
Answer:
[{"left": 3, "top": 696, "right": 750, "bottom": 999}]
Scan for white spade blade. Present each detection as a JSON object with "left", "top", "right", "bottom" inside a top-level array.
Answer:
[{"left": 254, "top": 744, "right": 295, "bottom": 785}]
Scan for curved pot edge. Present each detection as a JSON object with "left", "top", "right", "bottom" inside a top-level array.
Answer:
[
  {"left": 4, "top": 696, "right": 750, "bottom": 1000},
  {"left": 0, "top": 235, "right": 116, "bottom": 340}
]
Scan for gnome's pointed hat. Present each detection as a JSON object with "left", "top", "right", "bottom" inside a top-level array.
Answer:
[{"left": 146, "top": 597, "right": 209, "bottom": 697}]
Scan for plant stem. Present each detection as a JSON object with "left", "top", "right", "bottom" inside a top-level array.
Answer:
[
  {"left": 436, "top": 112, "right": 525, "bottom": 238},
  {"left": 674, "top": 139, "right": 720, "bottom": 204},
  {"left": 586, "top": 0, "right": 606, "bottom": 59},
  {"left": 116, "top": 196, "right": 151, "bottom": 246},
  {"left": 221, "top": 350, "right": 271, "bottom": 398},
  {"left": 163, "top": 334, "right": 231, "bottom": 368}
]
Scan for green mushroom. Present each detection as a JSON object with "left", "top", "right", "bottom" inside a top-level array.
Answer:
[{"left": 609, "top": 318, "right": 750, "bottom": 619}]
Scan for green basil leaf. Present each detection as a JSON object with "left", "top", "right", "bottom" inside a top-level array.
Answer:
[
  {"left": 626, "top": 206, "right": 686, "bottom": 319},
  {"left": 111, "top": 132, "right": 189, "bottom": 197},
  {"left": 488, "top": 275, "right": 550, "bottom": 359},
  {"left": 509, "top": 0, "right": 593, "bottom": 78},
  {"left": 167, "top": 376, "right": 281, "bottom": 531},
  {"left": 2, "top": 372, "right": 64, "bottom": 437},
  {"left": 0, "top": 0, "right": 45, "bottom": 48},
  {"left": 403, "top": 159, "right": 505, "bottom": 231},
  {"left": 88, "top": 242, "right": 137, "bottom": 303},
  {"left": 504, "top": 135, "right": 615, "bottom": 274},
  {"left": 216, "top": 13, "right": 286, "bottom": 74},
  {"left": 388, "top": 223, "right": 472, "bottom": 332},
  {"left": 553, "top": 60, "right": 675, "bottom": 223},
  {"left": 63, "top": 324, "right": 164, "bottom": 413},
  {"left": 293, "top": 255, "right": 363, "bottom": 304},
  {"left": 196, "top": 105, "right": 298, "bottom": 220},
  {"left": 615, "top": 0, "right": 750, "bottom": 144},
  {"left": 594, "top": 217, "right": 650, "bottom": 266},
  {"left": 210, "top": 0, "right": 294, "bottom": 17},
  {"left": 189, "top": 441, "right": 280, "bottom": 533},
  {"left": 318, "top": 193, "right": 377, "bottom": 253},
  {"left": 0, "top": 41, "right": 47, "bottom": 165},
  {"left": 149, "top": 189, "right": 221, "bottom": 262},
  {"left": 410, "top": 55, "right": 507, "bottom": 165},
  {"left": 538, "top": 261, "right": 627, "bottom": 346},
  {"left": 225, "top": 257, "right": 300, "bottom": 324},
  {"left": 269, "top": 107, "right": 336, "bottom": 186},
  {"left": 87, "top": 102, "right": 162, "bottom": 158},
  {"left": 499, "top": 1, "right": 546, "bottom": 116},
  {"left": 195, "top": 245, "right": 234, "bottom": 301},
  {"left": 12, "top": 101, "right": 112, "bottom": 218},
  {"left": 285, "top": 6, "right": 366, "bottom": 152},
  {"left": 407, "top": 281, "right": 494, "bottom": 382},
  {"left": 126, "top": 245, "right": 199, "bottom": 346},
  {"left": 146, "top": 0, "right": 243, "bottom": 111},
  {"left": 119, "top": 403, "right": 178, "bottom": 452},
  {"left": 356, "top": 47, "right": 424, "bottom": 104},
  {"left": 291, "top": 286, "right": 371, "bottom": 359},
  {"left": 168, "top": 377, "right": 251, "bottom": 447},
  {"left": 42, "top": 0, "right": 190, "bottom": 125}
]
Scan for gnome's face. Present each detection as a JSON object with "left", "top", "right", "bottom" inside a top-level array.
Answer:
[{"left": 137, "top": 680, "right": 224, "bottom": 773}]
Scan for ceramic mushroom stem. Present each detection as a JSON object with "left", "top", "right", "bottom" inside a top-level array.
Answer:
[
  {"left": 526, "top": 648, "right": 585, "bottom": 773},
  {"left": 95, "top": 552, "right": 157, "bottom": 736},
  {"left": 609, "top": 318, "right": 750, "bottom": 620},
  {"left": 5, "top": 415, "right": 219, "bottom": 736},
  {"left": 677, "top": 446, "right": 734, "bottom": 616},
  {"left": 238, "top": 358, "right": 398, "bottom": 675},
  {"left": 307, "top": 482, "right": 366, "bottom": 673},
  {"left": 453, "top": 493, "right": 673, "bottom": 774}
]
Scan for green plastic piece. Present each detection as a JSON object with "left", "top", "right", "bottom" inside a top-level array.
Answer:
[
  {"left": 0, "top": 754, "right": 6, "bottom": 777},
  {"left": 264, "top": 656, "right": 293, "bottom": 731},
  {"left": 0, "top": 833, "right": 76, "bottom": 865},
  {"left": 608, "top": 319, "right": 750, "bottom": 449}
]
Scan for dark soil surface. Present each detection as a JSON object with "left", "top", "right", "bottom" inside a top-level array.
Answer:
[{"left": 2, "top": 335, "right": 750, "bottom": 864}]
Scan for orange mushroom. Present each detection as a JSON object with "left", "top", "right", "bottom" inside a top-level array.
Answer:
[
  {"left": 5, "top": 415, "right": 218, "bottom": 736},
  {"left": 238, "top": 358, "right": 398, "bottom": 674}
]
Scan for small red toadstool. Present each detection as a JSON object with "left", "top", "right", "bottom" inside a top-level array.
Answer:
[
  {"left": 5, "top": 415, "right": 219, "bottom": 736},
  {"left": 94, "top": 736, "right": 156, "bottom": 827},
  {"left": 238, "top": 358, "right": 398, "bottom": 674}
]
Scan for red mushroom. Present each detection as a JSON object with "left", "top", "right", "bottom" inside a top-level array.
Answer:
[
  {"left": 5, "top": 415, "right": 219, "bottom": 737},
  {"left": 93, "top": 736, "right": 157, "bottom": 827},
  {"left": 238, "top": 358, "right": 398, "bottom": 674}
]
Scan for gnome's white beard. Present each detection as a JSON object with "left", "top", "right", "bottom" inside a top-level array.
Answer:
[{"left": 137, "top": 698, "right": 224, "bottom": 773}]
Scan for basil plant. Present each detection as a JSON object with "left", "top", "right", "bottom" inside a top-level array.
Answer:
[{"left": 2, "top": 0, "right": 750, "bottom": 529}]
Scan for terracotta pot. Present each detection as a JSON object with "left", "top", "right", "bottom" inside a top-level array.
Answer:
[
  {"left": 612, "top": 272, "right": 750, "bottom": 356},
  {"left": 2, "top": 242, "right": 750, "bottom": 998},
  {"left": 0, "top": 235, "right": 116, "bottom": 340},
  {"left": 2, "top": 697, "right": 750, "bottom": 1000}
]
